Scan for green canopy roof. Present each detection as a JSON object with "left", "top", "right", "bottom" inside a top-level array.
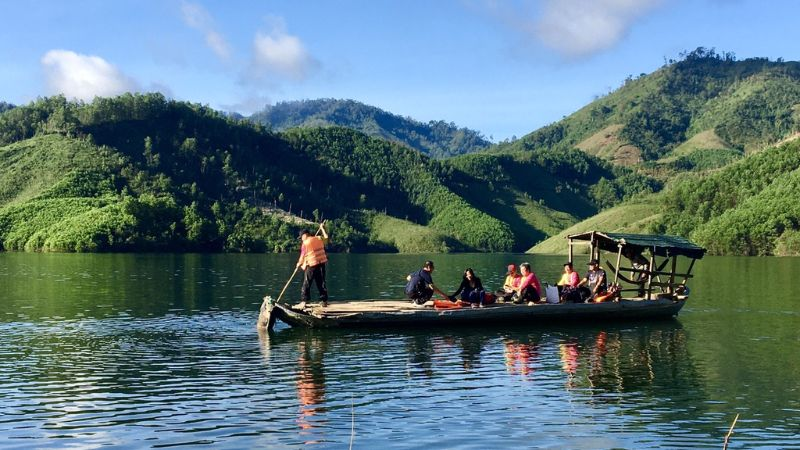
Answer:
[{"left": 567, "top": 231, "right": 706, "bottom": 259}]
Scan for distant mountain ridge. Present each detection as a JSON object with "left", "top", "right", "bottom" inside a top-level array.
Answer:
[
  {"left": 3, "top": 49, "right": 800, "bottom": 255},
  {"left": 501, "top": 48, "right": 800, "bottom": 179},
  {"left": 526, "top": 49, "right": 800, "bottom": 256},
  {"left": 250, "top": 98, "right": 491, "bottom": 158}
]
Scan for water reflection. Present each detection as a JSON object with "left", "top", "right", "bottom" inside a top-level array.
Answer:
[
  {"left": 260, "top": 320, "right": 709, "bottom": 446},
  {"left": 504, "top": 338, "right": 539, "bottom": 379},
  {"left": 296, "top": 337, "right": 328, "bottom": 442},
  {"left": 4, "top": 253, "right": 799, "bottom": 448}
]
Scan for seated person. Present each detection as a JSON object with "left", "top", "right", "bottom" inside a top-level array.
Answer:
[
  {"left": 557, "top": 262, "right": 581, "bottom": 303},
  {"left": 405, "top": 260, "right": 449, "bottom": 306},
  {"left": 451, "top": 268, "right": 486, "bottom": 307},
  {"left": 513, "top": 262, "right": 542, "bottom": 305},
  {"left": 577, "top": 259, "right": 607, "bottom": 302},
  {"left": 495, "top": 264, "right": 521, "bottom": 302}
]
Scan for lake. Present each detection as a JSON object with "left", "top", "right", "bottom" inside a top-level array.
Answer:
[{"left": 0, "top": 253, "right": 798, "bottom": 449}]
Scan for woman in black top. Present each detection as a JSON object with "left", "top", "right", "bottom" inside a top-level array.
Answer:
[{"left": 451, "top": 268, "right": 485, "bottom": 306}]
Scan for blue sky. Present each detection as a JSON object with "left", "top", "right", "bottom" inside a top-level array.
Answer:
[{"left": 2, "top": 0, "right": 799, "bottom": 140}]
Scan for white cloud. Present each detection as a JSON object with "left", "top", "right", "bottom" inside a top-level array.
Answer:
[
  {"left": 41, "top": 50, "right": 139, "bottom": 101},
  {"left": 479, "top": 0, "right": 664, "bottom": 58},
  {"left": 180, "top": 0, "right": 231, "bottom": 61},
  {"left": 536, "top": 0, "right": 664, "bottom": 56},
  {"left": 248, "top": 16, "right": 318, "bottom": 82}
]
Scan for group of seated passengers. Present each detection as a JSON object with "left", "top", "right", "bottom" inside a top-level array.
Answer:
[
  {"left": 557, "top": 259, "right": 609, "bottom": 303},
  {"left": 405, "top": 259, "right": 613, "bottom": 308}
]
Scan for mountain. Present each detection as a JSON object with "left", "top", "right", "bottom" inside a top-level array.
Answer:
[
  {"left": 250, "top": 98, "right": 491, "bottom": 158},
  {"left": 500, "top": 48, "right": 800, "bottom": 179},
  {"left": 523, "top": 49, "right": 800, "bottom": 256},
  {"left": 0, "top": 94, "right": 652, "bottom": 253},
  {"left": 533, "top": 134, "right": 800, "bottom": 256},
  {"left": 7, "top": 50, "right": 797, "bottom": 255}
]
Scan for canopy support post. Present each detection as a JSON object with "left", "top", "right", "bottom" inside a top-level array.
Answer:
[
  {"left": 568, "top": 237, "right": 574, "bottom": 264},
  {"left": 646, "top": 249, "right": 655, "bottom": 300},
  {"left": 669, "top": 254, "right": 677, "bottom": 294},
  {"left": 613, "top": 243, "right": 623, "bottom": 285}
]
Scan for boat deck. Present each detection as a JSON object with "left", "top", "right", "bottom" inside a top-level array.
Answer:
[{"left": 258, "top": 296, "right": 685, "bottom": 329}]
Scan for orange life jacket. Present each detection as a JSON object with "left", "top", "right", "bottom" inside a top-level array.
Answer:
[{"left": 301, "top": 236, "right": 328, "bottom": 268}]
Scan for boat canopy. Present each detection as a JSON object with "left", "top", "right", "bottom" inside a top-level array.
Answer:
[{"left": 567, "top": 231, "right": 706, "bottom": 259}]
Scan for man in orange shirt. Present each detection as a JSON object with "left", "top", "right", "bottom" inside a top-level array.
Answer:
[{"left": 297, "top": 225, "right": 330, "bottom": 307}]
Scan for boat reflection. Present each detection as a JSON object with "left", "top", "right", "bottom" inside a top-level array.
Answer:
[
  {"left": 504, "top": 338, "right": 539, "bottom": 379},
  {"left": 295, "top": 337, "right": 328, "bottom": 439},
  {"left": 260, "top": 319, "right": 704, "bottom": 443}
]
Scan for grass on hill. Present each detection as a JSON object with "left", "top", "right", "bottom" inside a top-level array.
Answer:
[
  {"left": 527, "top": 200, "right": 661, "bottom": 254},
  {"left": 368, "top": 213, "right": 459, "bottom": 253}
]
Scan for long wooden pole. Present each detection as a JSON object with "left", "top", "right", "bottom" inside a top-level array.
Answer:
[
  {"left": 723, "top": 413, "right": 739, "bottom": 450},
  {"left": 275, "top": 220, "right": 325, "bottom": 304}
]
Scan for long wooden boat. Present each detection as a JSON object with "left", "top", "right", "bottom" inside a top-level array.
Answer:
[{"left": 257, "top": 231, "right": 706, "bottom": 331}]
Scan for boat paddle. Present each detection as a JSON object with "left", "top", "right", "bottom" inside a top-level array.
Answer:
[{"left": 274, "top": 220, "right": 326, "bottom": 305}]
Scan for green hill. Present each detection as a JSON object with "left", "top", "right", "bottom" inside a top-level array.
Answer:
[
  {"left": 0, "top": 94, "right": 515, "bottom": 252},
  {"left": 655, "top": 136, "right": 800, "bottom": 255},
  {"left": 499, "top": 48, "right": 800, "bottom": 176},
  {"left": 250, "top": 98, "right": 491, "bottom": 158},
  {"left": 528, "top": 200, "right": 662, "bottom": 254},
  {"left": 0, "top": 94, "right": 655, "bottom": 253},
  {"left": 5, "top": 49, "right": 798, "bottom": 255}
]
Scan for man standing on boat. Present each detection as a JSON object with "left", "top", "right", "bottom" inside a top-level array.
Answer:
[
  {"left": 297, "top": 225, "right": 329, "bottom": 307},
  {"left": 405, "top": 260, "right": 449, "bottom": 306}
]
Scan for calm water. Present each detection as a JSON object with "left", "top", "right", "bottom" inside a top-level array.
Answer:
[{"left": 0, "top": 253, "right": 798, "bottom": 449}]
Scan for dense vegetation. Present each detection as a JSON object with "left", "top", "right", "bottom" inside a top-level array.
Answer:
[
  {"left": 250, "top": 99, "right": 491, "bottom": 158},
  {"left": 5, "top": 49, "right": 799, "bottom": 255},
  {"left": 500, "top": 48, "right": 800, "bottom": 178},
  {"left": 0, "top": 95, "right": 510, "bottom": 252},
  {"left": 656, "top": 139, "right": 800, "bottom": 255},
  {"left": 0, "top": 93, "right": 651, "bottom": 253}
]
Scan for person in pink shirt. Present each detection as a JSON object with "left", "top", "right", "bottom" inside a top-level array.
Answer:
[
  {"left": 557, "top": 262, "right": 581, "bottom": 303},
  {"left": 513, "top": 262, "right": 542, "bottom": 305}
]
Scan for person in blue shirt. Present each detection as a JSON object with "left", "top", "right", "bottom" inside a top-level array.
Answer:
[{"left": 405, "top": 260, "right": 449, "bottom": 306}]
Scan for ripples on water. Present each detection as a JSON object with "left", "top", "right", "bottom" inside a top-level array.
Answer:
[
  {"left": 0, "top": 314, "right": 779, "bottom": 449},
  {"left": 1, "top": 253, "right": 799, "bottom": 448}
]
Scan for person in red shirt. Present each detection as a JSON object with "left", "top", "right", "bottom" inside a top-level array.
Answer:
[{"left": 513, "top": 262, "right": 542, "bottom": 305}]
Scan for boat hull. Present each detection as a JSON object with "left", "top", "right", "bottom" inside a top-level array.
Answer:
[{"left": 258, "top": 297, "right": 687, "bottom": 330}]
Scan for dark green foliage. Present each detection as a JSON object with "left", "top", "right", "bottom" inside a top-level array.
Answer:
[
  {"left": 656, "top": 139, "right": 800, "bottom": 255},
  {"left": 668, "top": 148, "right": 742, "bottom": 172},
  {"left": 0, "top": 94, "right": 517, "bottom": 253},
  {"left": 619, "top": 95, "right": 691, "bottom": 160},
  {"left": 502, "top": 48, "right": 800, "bottom": 165},
  {"left": 251, "top": 99, "right": 491, "bottom": 158},
  {"left": 0, "top": 102, "right": 14, "bottom": 114}
]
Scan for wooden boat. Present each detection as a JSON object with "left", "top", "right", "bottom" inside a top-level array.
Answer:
[{"left": 257, "top": 231, "right": 706, "bottom": 331}]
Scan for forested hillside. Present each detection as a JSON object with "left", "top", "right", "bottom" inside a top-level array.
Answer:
[
  {"left": 525, "top": 49, "right": 800, "bottom": 256},
  {"left": 6, "top": 50, "right": 798, "bottom": 255},
  {"left": 250, "top": 99, "right": 491, "bottom": 158},
  {"left": 0, "top": 94, "right": 652, "bottom": 253},
  {"left": 501, "top": 48, "right": 800, "bottom": 180},
  {"left": 655, "top": 137, "right": 800, "bottom": 255}
]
